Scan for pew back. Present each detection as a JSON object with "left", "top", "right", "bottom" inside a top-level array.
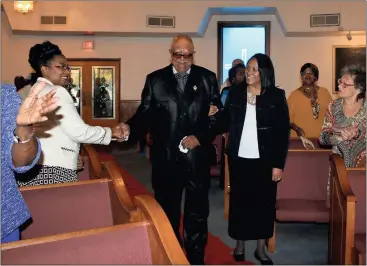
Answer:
[
  {"left": 20, "top": 160, "right": 138, "bottom": 240},
  {"left": 276, "top": 138, "right": 331, "bottom": 222},
  {"left": 1, "top": 195, "right": 189, "bottom": 265}
]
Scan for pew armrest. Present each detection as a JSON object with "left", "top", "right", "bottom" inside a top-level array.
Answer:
[{"left": 134, "top": 195, "right": 189, "bottom": 265}]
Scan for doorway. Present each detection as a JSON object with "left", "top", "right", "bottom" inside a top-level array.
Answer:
[{"left": 68, "top": 59, "right": 120, "bottom": 128}]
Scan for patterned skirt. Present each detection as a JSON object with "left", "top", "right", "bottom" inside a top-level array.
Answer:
[{"left": 16, "top": 165, "right": 78, "bottom": 187}]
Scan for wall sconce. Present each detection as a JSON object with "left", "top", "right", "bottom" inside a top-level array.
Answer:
[
  {"left": 83, "top": 41, "right": 94, "bottom": 50},
  {"left": 14, "top": 1, "right": 34, "bottom": 14}
]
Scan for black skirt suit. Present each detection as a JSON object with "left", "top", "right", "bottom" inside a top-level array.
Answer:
[{"left": 212, "top": 84, "right": 290, "bottom": 240}]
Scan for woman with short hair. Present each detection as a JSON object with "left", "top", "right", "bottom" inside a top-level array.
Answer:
[{"left": 320, "top": 64, "right": 366, "bottom": 205}]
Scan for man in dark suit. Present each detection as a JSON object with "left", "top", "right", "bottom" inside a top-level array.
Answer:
[{"left": 127, "top": 35, "right": 221, "bottom": 264}]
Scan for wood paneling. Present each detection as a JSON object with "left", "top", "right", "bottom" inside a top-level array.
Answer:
[{"left": 119, "top": 100, "right": 141, "bottom": 122}]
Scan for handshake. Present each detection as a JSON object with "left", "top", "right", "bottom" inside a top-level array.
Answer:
[{"left": 111, "top": 122, "right": 130, "bottom": 142}]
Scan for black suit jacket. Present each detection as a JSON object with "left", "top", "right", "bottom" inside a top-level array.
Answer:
[
  {"left": 213, "top": 84, "right": 290, "bottom": 170},
  {"left": 127, "top": 64, "right": 221, "bottom": 164}
]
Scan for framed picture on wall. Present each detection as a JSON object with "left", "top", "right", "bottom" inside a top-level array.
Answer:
[{"left": 332, "top": 45, "right": 366, "bottom": 93}]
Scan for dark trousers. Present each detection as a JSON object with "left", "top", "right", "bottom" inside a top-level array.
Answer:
[{"left": 151, "top": 147, "right": 210, "bottom": 265}]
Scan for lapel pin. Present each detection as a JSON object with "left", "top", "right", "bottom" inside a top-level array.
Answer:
[{"left": 193, "top": 85, "right": 197, "bottom": 91}]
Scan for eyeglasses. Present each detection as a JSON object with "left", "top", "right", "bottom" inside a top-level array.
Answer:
[
  {"left": 171, "top": 52, "right": 195, "bottom": 60},
  {"left": 48, "top": 64, "right": 71, "bottom": 72},
  {"left": 338, "top": 79, "right": 354, "bottom": 89},
  {"left": 302, "top": 71, "right": 314, "bottom": 76}
]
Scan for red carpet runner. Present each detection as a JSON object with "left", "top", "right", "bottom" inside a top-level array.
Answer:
[{"left": 99, "top": 152, "right": 253, "bottom": 265}]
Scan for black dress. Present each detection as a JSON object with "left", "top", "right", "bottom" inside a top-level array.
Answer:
[{"left": 212, "top": 84, "right": 290, "bottom": 241}]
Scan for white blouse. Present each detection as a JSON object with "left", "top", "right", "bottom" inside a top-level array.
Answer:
[{"left": 238, "top": 103, "right": 260, "bottom": 159}]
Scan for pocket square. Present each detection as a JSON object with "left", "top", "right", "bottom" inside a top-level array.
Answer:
[{"left": 193, "top": 85, "right": 197, "bottom": 91}]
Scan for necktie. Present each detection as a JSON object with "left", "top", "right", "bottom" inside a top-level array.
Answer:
[{"left": 175, "top": 72, "right": 188, "bottom": 91}]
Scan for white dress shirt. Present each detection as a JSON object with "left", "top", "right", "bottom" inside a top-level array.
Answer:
[
  {"left": 172, "top": 66, "right": 191, "bottom": 75},
  {"left": 34, "top": 77, "right": 112, "bottom": 170},
  {"left": 238, "top": 103, "right": 260, "bottom": 158}
]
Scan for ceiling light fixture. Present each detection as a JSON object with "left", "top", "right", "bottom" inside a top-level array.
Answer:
[{"left": 14, "top": 1, "right": 34, "bottom": 14}]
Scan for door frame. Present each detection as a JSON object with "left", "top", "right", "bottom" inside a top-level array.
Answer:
[{"left": 68, "top": 58, "right": 121, "bottom": 127}]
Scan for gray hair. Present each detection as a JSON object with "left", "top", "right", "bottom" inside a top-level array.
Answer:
[{"left": 340, "top": 64, "right": 366, "bottom": 101}]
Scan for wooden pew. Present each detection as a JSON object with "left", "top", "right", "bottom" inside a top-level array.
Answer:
[
  {"left": 77, "top": 146, "right": 94, "bottom": 180},
  {"left": 82, "top": 144, "right": 113, "bottom": 178},
  {"left": 1, "top": 195, "right": 189, "bottom": 265},
  {"left": 267, "top": 138, "right": 331, "bottom": 253},
  {"left": 19, "top": 160, "right": 139, "bottom": 240},
  {"left": 328, "top": 153, "right": 366, "bottom": 265}
]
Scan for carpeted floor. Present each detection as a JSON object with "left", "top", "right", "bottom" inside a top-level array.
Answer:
[{"left": 98, "top": 150, "right": 254, "bottom": 265}]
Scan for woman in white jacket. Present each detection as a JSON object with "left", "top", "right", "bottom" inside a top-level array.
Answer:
[{"left": 17, "top": 41, "right": 129, "bottom": 187}]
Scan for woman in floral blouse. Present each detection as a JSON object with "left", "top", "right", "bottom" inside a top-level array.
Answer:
[{"left": 319, "top": 64, "right": 366, "bottom": 205}]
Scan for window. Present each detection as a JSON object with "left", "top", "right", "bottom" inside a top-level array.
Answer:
[{"left": 217, "top": 21, "right": 271, "bottom": 84}]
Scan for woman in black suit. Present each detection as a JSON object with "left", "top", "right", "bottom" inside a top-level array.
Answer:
[{"left": 212, "top": 54, "right": 290, "bottom": 264}]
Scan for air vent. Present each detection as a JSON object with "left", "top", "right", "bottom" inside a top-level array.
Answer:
[
  {"left": 40, "top": 16, "right": 67, "bottom": 25},
  {"left": 146, "top": 16, "right": 175, "bottom": 28},
  {"left": 310, "top": 13, "right": 340, "bottom": 27},
  {"left": 41, "top": 16, "right": 53, "bottom": 25},
  {"left": 54, "top": 16, "right": 67, "bottom": 25}
]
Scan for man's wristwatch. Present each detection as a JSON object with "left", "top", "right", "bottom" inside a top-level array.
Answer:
[{"left": 13, "top": 128, "right": 35, "bottom": 144}]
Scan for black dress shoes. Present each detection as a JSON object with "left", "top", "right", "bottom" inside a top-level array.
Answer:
[
  {"left": 232, "top": 251, "right": 245, "bottom": 262},
  {"left": 254, "top": 250, "right": 273, "bottom": 265}
]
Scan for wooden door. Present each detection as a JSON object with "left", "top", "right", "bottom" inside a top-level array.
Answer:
[{"left": 68, "top": 59, "right": 120, "bottom": 128}]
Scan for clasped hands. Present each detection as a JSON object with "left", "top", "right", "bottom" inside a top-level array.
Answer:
[
  {"left": 111, "top": 123, "right": 130, "bottom": 142},
  {"left": 333, "top": 125, "right": 359, "bottom": 141}
]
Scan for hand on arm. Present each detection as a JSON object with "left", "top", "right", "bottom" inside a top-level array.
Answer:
[{"left": 196, "top": 74, "right": 223, "bottom": 144}]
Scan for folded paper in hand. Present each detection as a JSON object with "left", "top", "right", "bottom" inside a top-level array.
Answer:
[{"left": 179, "top": 136, "right": 188, "bottom": 153}]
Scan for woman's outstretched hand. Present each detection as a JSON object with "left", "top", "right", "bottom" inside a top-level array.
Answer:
[{"left": 16, "top": 82, "right": 59, "bottom": 126}]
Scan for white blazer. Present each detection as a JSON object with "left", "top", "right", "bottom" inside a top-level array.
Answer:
[{"left": 34, "top": 77, "right": 112, "bottom": 170}]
